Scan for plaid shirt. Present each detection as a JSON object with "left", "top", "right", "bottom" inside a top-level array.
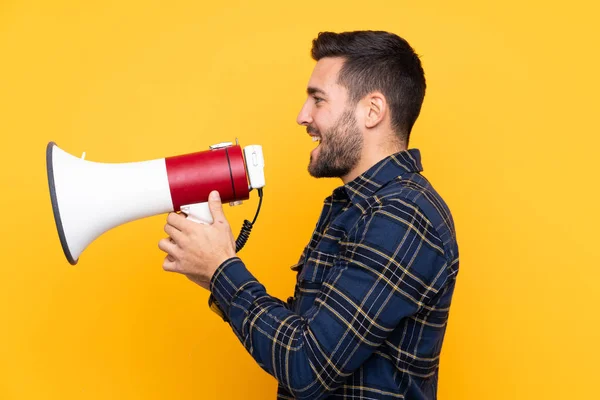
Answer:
[{"left": 209, "top": 149, "right": 459, "bottom": 399}]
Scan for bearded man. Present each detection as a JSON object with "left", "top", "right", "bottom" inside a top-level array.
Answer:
[{"left": 159, "top": 30, "right": 459, "bottom": 400}]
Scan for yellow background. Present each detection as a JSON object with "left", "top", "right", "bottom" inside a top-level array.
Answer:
[{"left": 1, "top": 1, "right": 599, "bottom": 399}]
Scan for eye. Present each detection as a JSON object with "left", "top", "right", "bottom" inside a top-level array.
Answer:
[{"left": 313, "top": 96, "right": 324, "bottom": 104}]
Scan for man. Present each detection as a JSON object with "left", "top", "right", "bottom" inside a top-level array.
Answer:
[{"left": 158, "top": 30, "right": 459, "bottom": 399}]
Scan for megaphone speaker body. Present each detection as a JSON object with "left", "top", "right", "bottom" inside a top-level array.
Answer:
[{"left": 47, "top": 142, "right": 257, "bottom": 265}]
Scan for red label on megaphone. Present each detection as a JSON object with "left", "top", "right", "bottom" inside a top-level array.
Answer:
[{"left": 165, "top": 145, "right": 250, "bottom": 210}]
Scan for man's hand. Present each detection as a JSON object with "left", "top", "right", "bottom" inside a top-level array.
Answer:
[{"left": 158, "top": 191, "right": 237, "bottom": 290}]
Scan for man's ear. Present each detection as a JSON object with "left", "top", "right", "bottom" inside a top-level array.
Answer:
[{"left": 364, "top": 92, "right": 387, "bottom": 129}]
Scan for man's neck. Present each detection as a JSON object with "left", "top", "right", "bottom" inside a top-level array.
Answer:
[{"left": 341, "top": 141, "right": 406, "bottom": 184}]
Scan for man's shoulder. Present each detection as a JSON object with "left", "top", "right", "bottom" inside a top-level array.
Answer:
[
  {"left": 369, "top": 172, "right": 458, "bottom": 261},
  {"left": 375, "top": 171, "right": 436, "bottom": 201}
]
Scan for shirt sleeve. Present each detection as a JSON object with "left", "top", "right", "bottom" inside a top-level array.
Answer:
[{"left": 209, "top": 200, "right": 449, "bottom": 400}]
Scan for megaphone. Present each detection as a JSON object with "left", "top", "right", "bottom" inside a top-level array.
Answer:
[{"left": 46, "top": 140, "right": 265, "bottom": 265}]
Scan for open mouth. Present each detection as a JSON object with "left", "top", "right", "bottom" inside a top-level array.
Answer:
[
  {"left": 309, "top": 134, "right": 322, "bottom": 144},
  {"left": 308, "top": 134, "right": 322, "bottom": 159}
]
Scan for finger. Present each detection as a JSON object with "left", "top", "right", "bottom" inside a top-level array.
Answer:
[
  {"left": 164, "top": 223, "right": 185, "bottom": 244},
  {"left": 162, "top": 256, "right": 178, "bottom": 272},
  {"left": 167, "top": 212, "right": 191, "bottom": 232},
  {"left": 158, "top": 237, "right": 179, "bottom": 256},
  {"left": 208, "top": 191, "right": 226, "bottom": 223}
]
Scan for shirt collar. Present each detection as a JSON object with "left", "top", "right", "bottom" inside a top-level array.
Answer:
[{"left": 339, "top": 148, "right": 423, "bottom": 204}]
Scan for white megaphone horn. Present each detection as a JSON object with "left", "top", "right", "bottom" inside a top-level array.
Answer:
[{"left": 46, "top": 140, "right": 265, "bottom": 265}]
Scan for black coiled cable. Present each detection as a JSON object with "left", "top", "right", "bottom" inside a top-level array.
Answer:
[{"left": 235, "top": 188, "right": 263, "bottom": 252}]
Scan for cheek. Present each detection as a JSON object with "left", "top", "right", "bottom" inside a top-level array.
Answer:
[{"left": 312, "top": 112, "right": 332, "bottom": 133}]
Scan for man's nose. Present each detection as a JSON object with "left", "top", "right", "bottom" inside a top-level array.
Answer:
[{"left": 296, "top": 100, "right": 312, "bottom": 126}]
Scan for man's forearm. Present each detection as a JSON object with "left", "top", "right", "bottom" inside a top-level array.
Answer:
[{"left": 208, "top": 257, "right": 336, "bottom": 399}]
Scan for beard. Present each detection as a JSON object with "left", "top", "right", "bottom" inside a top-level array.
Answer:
[{"left": 308, "top": 108, "right": 363, "bottom": 179}]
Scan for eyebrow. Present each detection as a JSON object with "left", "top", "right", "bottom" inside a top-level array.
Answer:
[{"left": 307, "top": 86, "right": 327, "bottom": 96}]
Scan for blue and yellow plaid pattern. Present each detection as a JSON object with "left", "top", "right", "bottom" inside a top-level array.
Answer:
[{"left": 209, "top": 149, "right": 459, "bottom": 399}]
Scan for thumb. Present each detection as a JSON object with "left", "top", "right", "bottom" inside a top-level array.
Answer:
[{"left": 208, "top": 191, "right": 226, "bottom": 222}]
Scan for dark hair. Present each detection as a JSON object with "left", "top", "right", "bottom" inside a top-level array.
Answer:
[{"left": 311, "top": 31, "right": 426, "bottom": 144}]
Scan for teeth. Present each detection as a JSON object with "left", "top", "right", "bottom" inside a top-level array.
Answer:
[{"left": 312, "top": 136, "right": 320, "bottom": 142}]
